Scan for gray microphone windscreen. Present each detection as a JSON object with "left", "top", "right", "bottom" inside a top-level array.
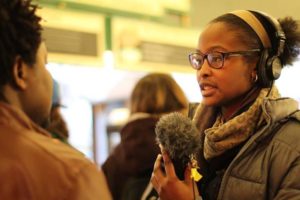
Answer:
[{"left": 155, "top": 112, "right": 200, "bottom": 179}]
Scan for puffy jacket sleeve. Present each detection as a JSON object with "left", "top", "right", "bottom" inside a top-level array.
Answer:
[
  {"left": 272, "top": 153, "right": 300, "bottom": 199},
  {"left": 271, "top": 120, "right": 300, "bottom": 200}
]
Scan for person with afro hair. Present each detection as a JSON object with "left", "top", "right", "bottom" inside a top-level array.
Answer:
[{"left": 0, "top": 0, "right": 111, "bottom": 199}]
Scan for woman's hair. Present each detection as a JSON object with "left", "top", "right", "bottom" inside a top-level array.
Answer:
[
  {"left": 0, "top": 0, "right": 42, "bottom": 85},
  {"left": 129, "top": 73, "right": 189, "bottom": 115},
  {"left": 211, "top": 12, "right": 300, "bottom": 66}
]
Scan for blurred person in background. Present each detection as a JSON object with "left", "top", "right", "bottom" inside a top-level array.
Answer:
[
  {"left": 102, "top": 72, "right": 189, "bottom": 200},
  {"left": 0, "top": 0, "right": 111, "bottom": 199},
  {"left": 46, "top": 79, "right": 69, "bottom": 143}
]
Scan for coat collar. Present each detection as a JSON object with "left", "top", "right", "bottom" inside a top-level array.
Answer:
[
  {"left": 262, "top": 97, "right": 300, "bottom": 125},
  {"left": 0, "top": 102, "right": 50, "bottom": 137}
]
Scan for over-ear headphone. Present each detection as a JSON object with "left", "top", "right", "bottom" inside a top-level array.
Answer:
[{"left": 231, "top": 10, "right": 286, "bottom": 87}]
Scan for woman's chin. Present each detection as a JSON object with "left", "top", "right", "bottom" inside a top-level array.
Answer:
[{"left": 201, "top": 97, "right": 220, "bottom": 107}]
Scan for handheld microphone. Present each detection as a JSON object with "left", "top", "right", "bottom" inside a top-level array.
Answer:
[{"left": 155, "top": 112, "right": 200, "bottom": 180}]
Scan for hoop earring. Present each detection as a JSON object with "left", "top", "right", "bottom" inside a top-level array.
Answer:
[{"left": 252, "top": 74, "right": 258, "bottom": 83}]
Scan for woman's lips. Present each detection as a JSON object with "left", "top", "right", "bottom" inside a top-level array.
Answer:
[{"left": 200, "top": 83, "right": 217, "bottom": 97}]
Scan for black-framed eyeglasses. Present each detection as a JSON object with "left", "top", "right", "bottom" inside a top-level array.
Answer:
[{"left": 188, "top": 49, "right": 261, "bottom": 70}]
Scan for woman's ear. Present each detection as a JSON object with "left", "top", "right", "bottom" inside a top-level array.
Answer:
[{"left": 12, "top": 56, "right": 28, "bottom": 90}]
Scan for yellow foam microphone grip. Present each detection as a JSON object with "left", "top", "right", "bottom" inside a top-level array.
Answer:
[
  {"left": 191, "top": 168, "right": 202, "bottom": 182},
  {"left": 190, "top": 154, "right": 202, "bottom": 182}
]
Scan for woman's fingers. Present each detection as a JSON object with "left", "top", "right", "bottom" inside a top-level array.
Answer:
[
  {"left": 152, "top": 152, "right": 197, "bottom": 200},
  {"left": 153, "top": 154, "right": 165, "bottom": 178},
  {"left": 151, "top": 154, "right": 165, "bottom": 191},
  {"left": 184, "top": 164, "right": 193, "bottom": 186},
  {"left": 161, "top": 151, "right": 177, "bottom": 178}
]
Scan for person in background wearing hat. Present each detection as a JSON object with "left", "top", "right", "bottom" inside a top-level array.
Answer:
[
  {"left": 0, "top": 0, "right": 112, "bottom": 199},
  {"left": 46, "top": 79, "right": 69, "bottom": 143},
  {"left": 151, "top": 10, "right": 300, "bottom": 200}
]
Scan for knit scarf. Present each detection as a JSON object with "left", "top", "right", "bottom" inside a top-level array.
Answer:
[{"left": 200, "top": 86, "right": 280, "bottom": 160}]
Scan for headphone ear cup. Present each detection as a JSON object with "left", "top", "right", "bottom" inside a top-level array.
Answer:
[
  {"left": 257, "top": 49, "right": 271, "bottom": 87},
  {"left": 267, "top": 56, "right": 282, "bottom": 81}
]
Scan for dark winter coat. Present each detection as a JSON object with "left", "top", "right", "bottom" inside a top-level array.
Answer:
[
  {"left": 192, "top": 98, "right": 300, "bottom": 200},
  {"left": 102, "top": 114, "right": 160, "bottom": 200}
]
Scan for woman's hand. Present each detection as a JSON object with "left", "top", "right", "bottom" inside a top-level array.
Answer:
[{"left": 151, "top": 151, "right": 198, "bottom": 200}]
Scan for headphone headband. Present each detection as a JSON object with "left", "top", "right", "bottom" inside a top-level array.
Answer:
[
  {"left": 230, "top": 10, "right": 271, "bottom": 48},
  {"left": 230, "top": 10, "right": 286, "bottom": 56}
]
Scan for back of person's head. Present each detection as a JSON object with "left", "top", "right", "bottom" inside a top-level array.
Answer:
[
  {"left": 211, "top": 10, "right": 300, "bottom": 87},
  {"left": 0, "top": 0, "right": 42, "bottom": 86},
  {"left": 129, "top": 73, "right": 188, "bottom": 115}
]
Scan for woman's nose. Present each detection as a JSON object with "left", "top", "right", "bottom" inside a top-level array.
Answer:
[{"left": 197, "top": 58, "right": 211, "bottom": 78}]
